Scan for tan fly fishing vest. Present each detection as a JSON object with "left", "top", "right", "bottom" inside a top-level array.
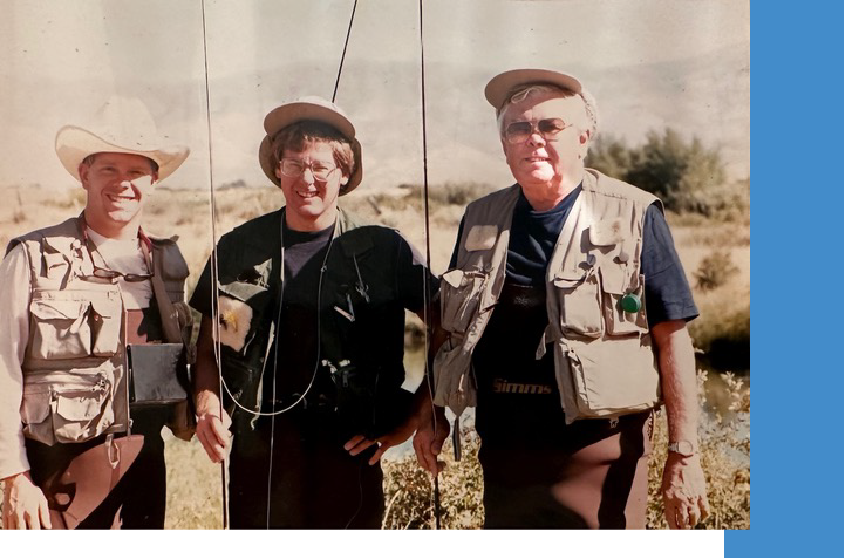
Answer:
[
  {"left": 8, "top": 216, "right": 189, "bottom": 445},
  {"left": 434, "top": 169, "right": 662, "bottom": 423}
]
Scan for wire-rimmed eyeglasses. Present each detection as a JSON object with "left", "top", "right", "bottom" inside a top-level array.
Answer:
[{"left": 503, "top": 117, "right": 575, "bottom": 144}]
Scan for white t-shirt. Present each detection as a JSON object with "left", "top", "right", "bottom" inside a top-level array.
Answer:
[{"left": 87, "top": 228, "right": 152, "bottom": 310}]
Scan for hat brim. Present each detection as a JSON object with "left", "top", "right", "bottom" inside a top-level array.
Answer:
[
  {"left": 484, "top": 69, "right": 584, "bottom": 111},
  {"left": 55, "top": 126, "right": 189, "bottom": 182},
  {"left": 258, "top": 100, "right": 363, "bottom": 194}
]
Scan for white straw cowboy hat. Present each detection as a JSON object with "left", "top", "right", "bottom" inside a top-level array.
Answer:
[
  {"left": 258, "top": 96, "right": 363, "bottom": 194},
  {"left": 55, "top": 96, "right": 190, "bottom": 182},
  {"left": 484, "top": 68, "right": 599, "bottom": 136}
]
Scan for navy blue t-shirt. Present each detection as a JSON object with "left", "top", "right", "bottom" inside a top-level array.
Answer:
[{"left": 449, "top": 186, "right": 698, "bottom": 326}]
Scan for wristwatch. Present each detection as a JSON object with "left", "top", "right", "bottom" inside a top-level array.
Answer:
[{"left": 668, "top": 440, "right": 696, "bottom": 457}]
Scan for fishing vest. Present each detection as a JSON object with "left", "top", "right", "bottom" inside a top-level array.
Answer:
[
  {"left": 8, "top": 216, "right": 189, "bottom": 445},
  {"left": 213, "top": 207, "right": 412, "bottom": 437},
  {"left": 434, "top": 169, "right": 662, "bottom": 423}
]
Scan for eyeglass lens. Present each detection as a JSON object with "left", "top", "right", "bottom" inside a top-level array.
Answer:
[
  {"left": 505, "top": 118, "right": 570, "bottom": 143},
  {"left": 280, "top": 159, "right": 337, "bottom": 180}
]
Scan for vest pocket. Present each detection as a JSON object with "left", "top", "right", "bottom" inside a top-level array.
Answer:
[
  {"left": 559, "top": 338, "right": 659, "bottom": 418},
  {"left": 90, "top": 297, "right": 123, "bottom": 356},
  {"left": 21, "top": 363, "right": 116, "bottom": 445},
  {"left": 441, "top": 269, "right": 487, "bottom": 334},
  {"left": 29, "top": 299, "right": 92, "bottom": 359},
  {"left": 599, "top": 267, "right": 649, "bottom": 336},
  {"left": 553, "top": 273, "right": 603, "bottom": 338},
  {"left": 432, "top": 336, "right": 476, "bottom": 415}
]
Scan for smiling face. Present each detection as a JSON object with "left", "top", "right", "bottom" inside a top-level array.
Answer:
[
  {"left": 276, "top": 141, "right": 349, "bottom": 231},
  {"left": 500, "top": 89, "right": 591, "bottom": 210},
  {"left": 79, "top": 152, "right": 157, "bottom": 239}
]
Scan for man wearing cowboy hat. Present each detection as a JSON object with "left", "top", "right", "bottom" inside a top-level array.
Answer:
[
  {"left": 190, "top": 96, "right": 438, "bottom": 528},
  {"left": 414, "top": 69, "right": 709, "bottom": 529},
  {"left": 0, "top": 96, "right": 192, "bottom": 529}
]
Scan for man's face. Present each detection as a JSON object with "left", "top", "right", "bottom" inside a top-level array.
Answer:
[
  {"left": 501, "top": 91, "right": 591, "bottom": 193},
  {"left": 79, "top": 152, "right": 157, "bottom": 236},
  {"left": 276, "top": 141, "right": 348, "bottom": 231}
]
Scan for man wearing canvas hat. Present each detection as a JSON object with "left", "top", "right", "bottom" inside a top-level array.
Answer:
[
  {"left": 414, "top": 69, "right": 710, "bottom": 529},
  {"left": 0, "top": 96, "right": 192, "bottom": 529},
  {"left": 190, "top": 96, "right": 438, "bottom": 528}
]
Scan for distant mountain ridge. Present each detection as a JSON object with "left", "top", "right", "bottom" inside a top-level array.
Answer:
[{"left": 0, "top": 41, "right": 749, "bottom": 190}]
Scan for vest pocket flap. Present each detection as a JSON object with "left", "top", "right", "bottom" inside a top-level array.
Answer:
[
  {"left": 21, "top": 389, "right": 52, "bottom": 424},
  {"left": 599, "top": 265, "right": 629, "bottom": 294},
  {"left": 552, "top": 276, "right": 585, "bottom": 289},
  {"left": 29, "top": 300, "right": 92, "bottom": 359},
  {"left": 553, "top": 272, "right": 602, "bottom": 338},
  {"left": 30, "top": 299, "right": 88, "bottom": 320},
  {"left": 90, "top": 298, "right": 122, "bottom": 356},
  {"left": 55, "top": 394, "right": 104, "bottom": 421},
  {"left": 440, "top": 269, "right": 487, "bottom": 334},
  {"left": 89, "top": 297, "right": 122, "bottom": 318}
]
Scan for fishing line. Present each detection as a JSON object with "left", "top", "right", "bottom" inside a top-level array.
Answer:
[
  {"left": 332, "top": 0, "right": 359, "bottom": 103},
  {"left": 199, "top": 0, "right": 229, "bottom": 530},
  {"left": 417, "top": 0, "right": 441, "bottom": 530}
]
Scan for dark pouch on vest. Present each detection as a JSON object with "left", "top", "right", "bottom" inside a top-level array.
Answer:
[{"left": 127, "top": 343, "right": 189, "bottom": 405}]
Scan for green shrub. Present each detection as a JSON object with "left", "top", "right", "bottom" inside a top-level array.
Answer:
[
  {"left": 586, "top": 129, "right": 738, "bottom": 217},
  {"left": 694, "top": 250, "right": 739, "bottom": 292}
]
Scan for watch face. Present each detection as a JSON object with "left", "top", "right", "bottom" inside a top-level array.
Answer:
[{"left": 678, "top": 441, "right": 694, "bottom": 455}]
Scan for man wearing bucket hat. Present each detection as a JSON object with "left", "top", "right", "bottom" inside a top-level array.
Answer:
[
  {"left": 190, "top": 96, "right": 438, "bottom": 528},
  {"left": 414, "top": 69, "right": 710, "bottom": 529},
  {"left": 0, "top": 96, "right": 193, "bottom": 529}
]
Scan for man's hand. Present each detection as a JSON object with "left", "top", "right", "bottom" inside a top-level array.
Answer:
[
  {"left": 1, "top": 472, "right": 51, "bottom": 530},
  {"left": 196, "top": 410, "right": 232, "bottom": 464},
  {"left": 344, "top": 415, "right": 420, "bottom": 465},
  {"left": 413, "top": 411, "right": 450, "bottom": 476},
  {"left": 661, "top": 453, "right": 710, "bottom": 529}
]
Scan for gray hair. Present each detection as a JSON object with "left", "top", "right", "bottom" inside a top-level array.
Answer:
[{"left": 496, "top": 84, "right": 599, "bottom": 139}]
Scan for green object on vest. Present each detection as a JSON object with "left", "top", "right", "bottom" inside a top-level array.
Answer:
[{"left": 620, "top": 293, "right": 642, "bottom": 313}]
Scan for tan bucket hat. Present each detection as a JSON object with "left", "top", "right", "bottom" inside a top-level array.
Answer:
[
  {"left": 484, "top": 68, "right": 598, "bottom": 136},
  {"left": 55, "top": 96, "right": 189, "bottom": 182},
  {"left": 258, "top": 96, "right": 363, "bottom": 194}
]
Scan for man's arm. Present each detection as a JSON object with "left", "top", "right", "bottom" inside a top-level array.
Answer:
[
  {"left": 346, "top": 233, "right": 449, "bottom": 464},
  {"left": 0, "top": 245, "right": 51, "bottom": 529},
  {"left": 193, "top": 315, "right": 231, "bottom": 464},
  {"left": 652, "top": 319, "right": 710, "bottom": 529}
]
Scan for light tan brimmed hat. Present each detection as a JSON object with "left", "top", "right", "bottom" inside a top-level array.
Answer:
[
  {"left": 55, "top": 96, "right": 189, "bottom": 182},
  {"left": 258, "top": 96, "right": 363, "bottom": 194},
  {"left": 484, "top": 68, "right": 598, "bottom": 136}
]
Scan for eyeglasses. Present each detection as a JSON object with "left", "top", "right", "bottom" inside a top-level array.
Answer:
[
  {"left": 85, "top": 266, "right": 153, "bottom": 282},
  {"left": 78, "top": 227, "right": 154, "bottom": 283},
  {"left": 503, "top": 118, "right": 575, "bottom": 144},
  {"left": 279, "top": 158, "right": 340, "bottom": 182}
]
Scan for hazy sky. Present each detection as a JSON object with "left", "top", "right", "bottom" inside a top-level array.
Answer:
[{"left": 0, "top": 0, "right": 749, "bottom": 190}]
